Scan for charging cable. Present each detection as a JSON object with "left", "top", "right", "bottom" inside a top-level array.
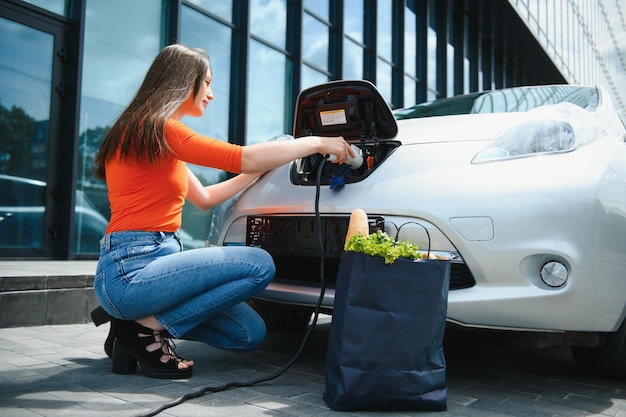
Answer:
[{"left": 137, "top": 158, "right": 329, "bottom": 417}]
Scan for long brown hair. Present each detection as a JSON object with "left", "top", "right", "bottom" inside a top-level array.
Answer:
[{"left": 94, "top": 44, "right": 210, "bottom": 179}]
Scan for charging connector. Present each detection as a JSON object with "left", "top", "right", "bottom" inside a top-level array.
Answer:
[{"left": 326, "top": 144, "right": 364, "bottom": 169}]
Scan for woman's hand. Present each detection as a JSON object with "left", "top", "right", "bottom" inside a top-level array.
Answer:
[{"left": 317, "top": 136, "right": 355, "bottom": 165}]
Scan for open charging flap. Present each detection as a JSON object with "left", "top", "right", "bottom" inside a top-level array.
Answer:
[{"left": 291, "top": 80, "right": 399, "bottom": 187}]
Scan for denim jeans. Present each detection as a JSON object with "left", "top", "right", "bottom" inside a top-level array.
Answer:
[{"left": 94, "top": 230, "right": 275, "bottom": 352}]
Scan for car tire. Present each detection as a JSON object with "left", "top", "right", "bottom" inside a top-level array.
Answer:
[
  {"left": 248, "top": 300, "right": 313, "bottom": 331},
  {"left": 570, "top": 318, "right": 626, "bottom": 377}
]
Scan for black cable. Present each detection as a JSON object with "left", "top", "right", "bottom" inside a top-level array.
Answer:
[{"left": 137, "top": 158, "right": 328, "bottom": 417}]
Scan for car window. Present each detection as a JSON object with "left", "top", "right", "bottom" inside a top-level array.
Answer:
[{"left": 395, "top": 86, "right": 598, "bottom": 120}]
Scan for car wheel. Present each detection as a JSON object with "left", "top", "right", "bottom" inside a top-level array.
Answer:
[
  {"left": 248, "top": 300, "right": 313, "bottom": 331},
  {"left": 570, "top": 318, "right": 626, "bottom": 377}
]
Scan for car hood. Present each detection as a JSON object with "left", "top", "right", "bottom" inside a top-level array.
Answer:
[{"left": 395, "top": 112, "right": 534, "bottom": 145}]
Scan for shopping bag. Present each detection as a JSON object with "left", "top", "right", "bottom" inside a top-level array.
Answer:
[{"left": 323, "top": 250, "right": 451, "bottom": 411}]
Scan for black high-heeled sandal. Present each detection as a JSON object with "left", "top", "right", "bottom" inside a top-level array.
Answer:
[
  {"left": 90, "top": 306, "right": 116, "bottom": 358},
  {"left": 112, "top": 320, "right": 193, "bottom": 379}
]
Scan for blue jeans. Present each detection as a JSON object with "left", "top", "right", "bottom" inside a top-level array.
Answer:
[{"left": 94, "top": 231, "right": 275, "bottom": 352}]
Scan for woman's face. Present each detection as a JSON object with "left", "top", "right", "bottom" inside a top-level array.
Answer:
[{"left": 175, "top": 67, "right": 214, "bottom": 119}]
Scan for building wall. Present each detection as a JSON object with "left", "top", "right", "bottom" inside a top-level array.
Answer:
[
  {"left": 508, "top": 0, "right": 626, "bottom": 122},
  {"left": 0, "top": 0, "right": 623, "bottom": 259}
]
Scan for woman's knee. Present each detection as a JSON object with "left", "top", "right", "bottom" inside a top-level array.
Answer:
[
  {"left": 247, "top": 247, "right": 276, "bottom": 284},
  {"left": 239, "top": 320, "right": 266, "bottom": 352}
]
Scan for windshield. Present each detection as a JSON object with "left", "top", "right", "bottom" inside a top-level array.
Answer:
[{"left": 394, "top": 85, "right": 599, "bottom": 120}]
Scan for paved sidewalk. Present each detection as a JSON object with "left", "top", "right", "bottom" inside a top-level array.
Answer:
[
  {"left": 0, "top": 318, "right": 341, "bottom": 417},
  {"left": 2, "top": 319, "right": 626, "bottom": 417},
  {"left": 1, "top": 261, "right": 626, "bottom": 416}
]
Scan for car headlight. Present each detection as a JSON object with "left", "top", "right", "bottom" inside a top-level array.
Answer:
[{"left": 472, "top": 103, "right": 606, "bottom": 163}]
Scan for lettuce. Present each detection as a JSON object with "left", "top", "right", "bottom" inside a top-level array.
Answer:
[{"left": 345, "top": 230, "right": 422, "bottom": 264}]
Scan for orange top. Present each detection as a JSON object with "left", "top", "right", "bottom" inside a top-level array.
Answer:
[{"left": 104, "top": 118, "right": 243, "bottom": 233}]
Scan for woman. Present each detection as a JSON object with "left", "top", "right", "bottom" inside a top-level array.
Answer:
[{"left": 92, "top": 44, "right": 353, "bottom": 379}]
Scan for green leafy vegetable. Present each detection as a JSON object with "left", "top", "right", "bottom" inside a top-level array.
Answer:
[{"left": 345, "top": 230, "right": 422, "bottom": 264}]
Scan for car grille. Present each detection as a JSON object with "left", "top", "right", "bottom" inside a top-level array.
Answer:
[
  {"left": 271, "top": 255, "right": 475, "bottom": 290},
  {"left": 246, "top": 215, "right": 476, "bottom": 290}
]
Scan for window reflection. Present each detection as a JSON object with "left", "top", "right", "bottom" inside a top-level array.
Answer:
[
  {"left": 427, "top": 3, "right": 437, "bottom": 98},
  {"left": 343, "top": 38, "right": 363, "bottom": 80},
  {"left": 404, "top": 4, "right": 416, "bottom": 76},
  {"left": 302, "top": 65, "right": 328, "bottom": 90},
  {"left": 447, "top": 43, "right": 454, "bottom": 96},
  {"left": 181, "top": 5, "right": 231, "bottom": 141},
  {"left": 247, "top": 39, "right": 287, "bottom": 144},
  {"left": 376, "top": 59, "right": 392, "bottom": 104},
  {"left": 21, "top": 0, "right": 65, "bottom": 16},
  {"left": 303, "top": 0, "right": 328, "bottom": 20},
  {"left": 377, "top": 0, "right": 392, "bottom": 61},
  {"left": 302, "top": 13, "right": 328, "bottom": 71},
  {"left": 0, "top": 18, "right": 52, "bottom": 147},
  {"left": 404, "top": 75, "right": 416, "bottom": 107},
  {"left": 404, "top": 2, "right": 417, "bottom": 107},
  {"left": 77, "top": 0, "right": 162, "bottom": 253},
  {"left": 250, "top": 0, "right": 286, "bottom": 49},
  {"left": 186, "top": 0, "right": 232, "bottom": 22},
  {"left": 344, "top": 0, "right": 363, "bottom": 44},
  {"left": 180, "top": 5, "right": 234, "bottom": 246},
  {"left": 0, "top": 18, "right": 52, "bottom": 249}
]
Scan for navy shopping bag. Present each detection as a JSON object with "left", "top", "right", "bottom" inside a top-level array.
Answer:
[{"left": 323, "top": 250, "right": 451, "bottom": 411}]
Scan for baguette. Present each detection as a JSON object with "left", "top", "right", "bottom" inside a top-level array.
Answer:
[{"left": 344, "top": 208, "right": 369, "bottom": 248}]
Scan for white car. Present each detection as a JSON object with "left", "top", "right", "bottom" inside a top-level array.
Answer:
[{"left": 208, "top": 81, "right": 626, "bottom": 376}]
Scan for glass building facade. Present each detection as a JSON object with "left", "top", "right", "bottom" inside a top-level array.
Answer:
[{"left": 1, "top": 0, "right": 625, "bottom": 259}]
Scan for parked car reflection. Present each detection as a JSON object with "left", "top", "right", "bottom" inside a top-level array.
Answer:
[{"left": 0, "top": 174, "right": 107, "bottom": 252}]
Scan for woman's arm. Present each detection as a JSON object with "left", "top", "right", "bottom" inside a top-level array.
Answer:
[
  {"left": 186, "top": 167, "right": 264, "bottom": 211},
  {"left": 240, "top": 135, "right": 353, "bottom": 173}
]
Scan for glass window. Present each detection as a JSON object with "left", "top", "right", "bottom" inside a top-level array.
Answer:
[
  {"left": 464, "top": 56, "right": 470, "bottom": 95},
  {"left": 0, "top": 18, "right": 53, "bottom": 248},
  {"left": 302, "top": 65, "right": 328, "bottom": 90},
  {"left": 179, "top": 6, "right": 235, "bottom": 247},
  {"left": 247, "top": 39, "right": 287, "bottom": 144},
  {"left": 376, "top": 59, "right": 392, "bottom": 104},
  {"left": 344, "top": 0, "right": 363, "bottom": 43},
  {"left": 302, "top": 13, "right": 329, "bottom": 71},
  {"left": 343, "top": 38, "right": 363, "bottom": 80},
  {"left": 377, "top": 0, "right": 392, "bottom": 61},
  {"left": 22, "top": 0, "right": 66, "bottom": 16},
  {"left": 304, "top": 0, "right": 328, "bottom": 20},
  {"left": 447, "top": 43, "right": 454, "bottom": 96},
  {"left": 404, "top": 4, "right": 416, "bottom": 77},
  {"left": 0, "top": 19, "right": 52, "bottom": 158},
  {"left": 185, "top": 0, "right": 232, "bottom": 22},
  {"left": 250, "top": 0, "right": 286, "bottom": 49},
  {"left": 181, "top": 6, "right": 231, "bottom": 141},
  {"left": 80, "top": 0, "right": 162, "bottom": 133},
  {"left": 427, "top": 3, "right": 437, "bottom": 97},
  {"left": 404, "top": 75, "right": 416, "bottom": 107},
  {"left": 77, "top": 0, "right": 163, "bottom": 252}
]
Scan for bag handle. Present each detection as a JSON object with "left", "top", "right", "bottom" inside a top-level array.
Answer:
[{"left": 374, "top": 220, "right": 431, "bottom": 258}]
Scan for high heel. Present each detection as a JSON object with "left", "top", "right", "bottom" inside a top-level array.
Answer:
[
  {"left": 90, "top": 306, "right": 111, "bottom": 326},
  {"left": 90, "top": 306, "right": 116, "bottom": 358},
  {"left": 112, "top": 320, "right": 193, "bottom": 379}
]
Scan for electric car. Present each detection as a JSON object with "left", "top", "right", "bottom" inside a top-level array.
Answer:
[{"left": 208, "top": 81, "right": 626, "bottom": 376}]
